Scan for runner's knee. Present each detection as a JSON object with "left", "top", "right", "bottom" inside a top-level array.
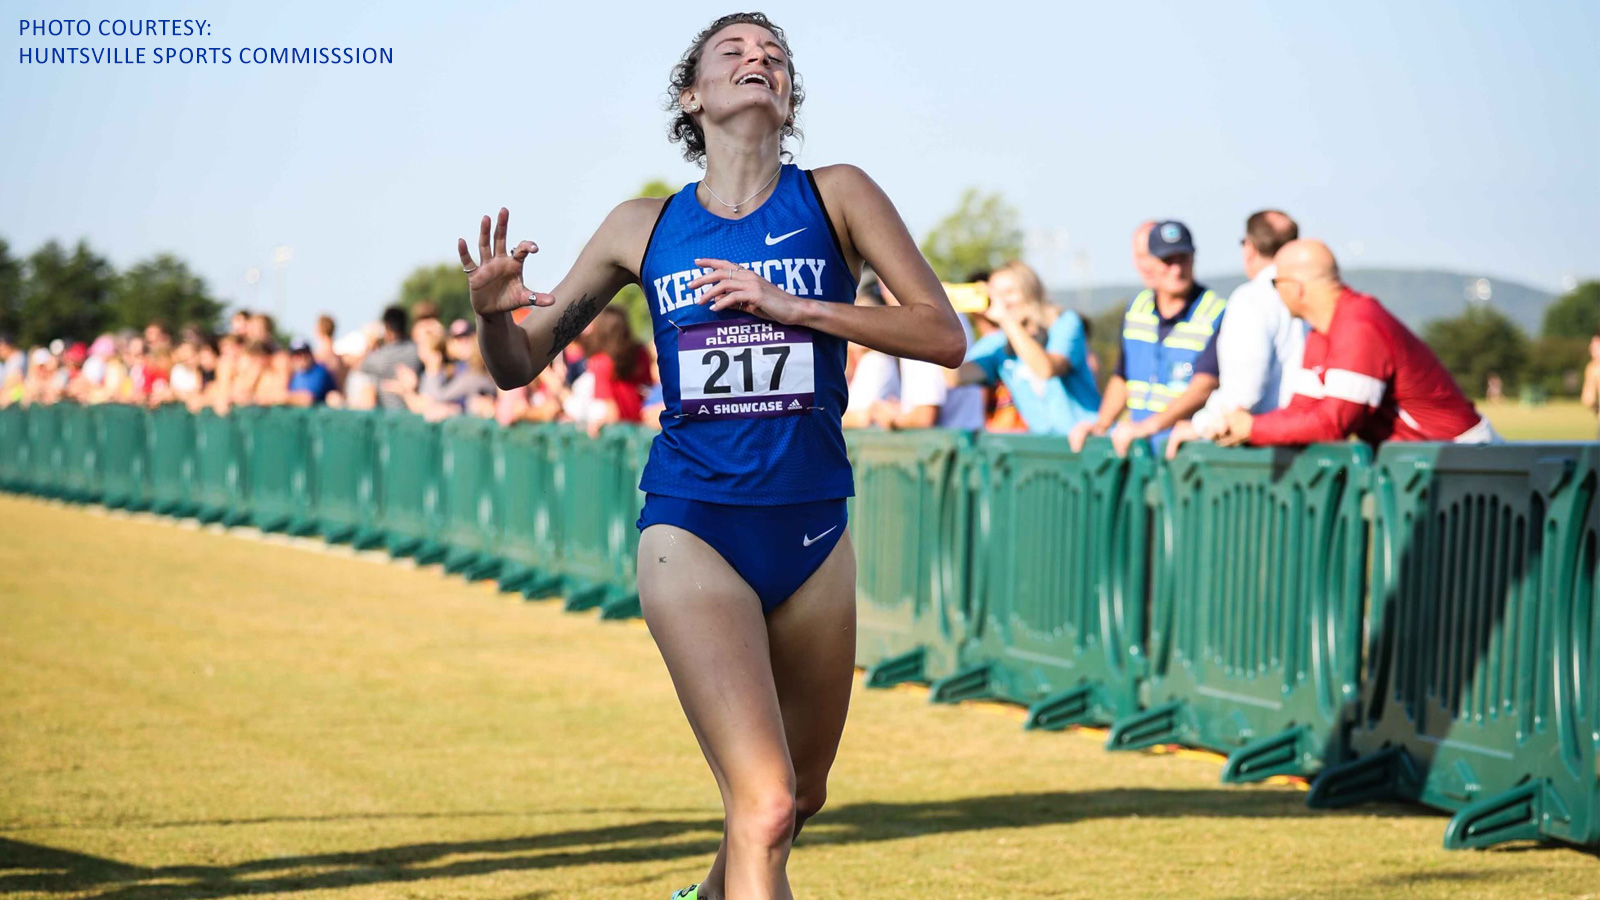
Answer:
[{"left": 728, "top": 785, "right": 797, "bottom": 849}]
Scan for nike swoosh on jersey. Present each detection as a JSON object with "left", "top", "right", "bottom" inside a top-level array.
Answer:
[
  {"left": 765, "top": 228, "right": 806, "bottom": 246},
  {"left": 802, "top": 525, "right": 838, "bottom": 547}
]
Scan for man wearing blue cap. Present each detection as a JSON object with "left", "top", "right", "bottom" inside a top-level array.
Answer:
[
  {"left": 1069, "top": 220, "right": 1226, "bottom": 454},
  {"left": 286, "top": 337, "right": 338, "bottom": 406}
]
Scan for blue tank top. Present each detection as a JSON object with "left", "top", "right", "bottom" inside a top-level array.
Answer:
[{"left": 638, "top": 164, "right": 856, "bottom": 505}]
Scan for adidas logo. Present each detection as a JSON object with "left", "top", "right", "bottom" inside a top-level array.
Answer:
[{"left": 788, "top": 399, "right": 802, "bottom": 410}]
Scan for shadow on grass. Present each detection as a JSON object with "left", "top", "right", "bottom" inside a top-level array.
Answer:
[
  {"left": 1211, "top": 865, "right": 1563, "bottom": 900},
  {"left": 0, "top": 788, "right": 1450, "bottom": 899},
  {"left": 13, "top": 807, "right": 715, "bottom": 832}
]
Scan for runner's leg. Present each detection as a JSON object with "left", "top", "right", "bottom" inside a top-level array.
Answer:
[
  {"left": 639, "top": 524, "right": 797, "bottom": 900},
  {"left": 773, "top": 530, "right": 857, "bottom": 837},
  {"left": 696, "top": 532, "right": 857, "bottom": 899}
]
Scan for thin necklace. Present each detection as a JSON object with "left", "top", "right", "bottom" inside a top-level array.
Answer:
[{"left": 700, "top": 165, "right": 781, "bottom": 215}]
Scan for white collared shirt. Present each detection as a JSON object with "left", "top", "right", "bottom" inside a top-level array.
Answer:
[
  {"left": 897, "top": 313, "right": 986, "bottom": 430},
  {"left": 1192, "top": 263, "right": 1307, "bottom": 436},
  {"left": 846, "top": 350, "right": 900, "bottom": 413}
]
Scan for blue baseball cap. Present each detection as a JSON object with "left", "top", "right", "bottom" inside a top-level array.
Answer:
[{"left": 1149, "top": 220, "right": 1196, "bottom": 260}]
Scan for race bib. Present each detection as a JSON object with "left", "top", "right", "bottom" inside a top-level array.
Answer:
[{"left": 677, "top": 317, "right": 815, "bottom": 420}]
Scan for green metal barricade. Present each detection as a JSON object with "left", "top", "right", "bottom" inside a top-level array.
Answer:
[
  {"left": 495, "top": 423, "right": 566, "bottom": 598},
  {"left": 191, "top": 409, "right": 249, "bottom": 525},
  {"left": 1310, "top": 443, "right": 1600, "bottom": 850},
  {"left": 147, "top": 404, "right": 197, "bottom": 517},
  {"left": 24, "top": 404, "right": 64, "bottom": 497},
  {"left": 929, "top": 435, "right": 1152, "bottom": 729},
  {"left": 375, "top": 412, "right": 445, "bottom": 563},
  {"left": 556, "top": 426, "right": 635, "bottom": 614},
  {"left": 594, "top": 424, "right": 653, "bottom": 621},
  {"left": 95, "top": 404, "right": 151, "bottom": 512},
  {"left": 238, "top": 406, "right": 316, "bottom": 534},
  {"left": 1106, "top": 443, "right": 1370, "bottom": 784},
  {"left": 437, "top": 416, "right": 503, "bottom": 581},
  {"left": 309, "top": 407, "right": 383, "bottom": 547},
  {"left": 55, "top": 403, "right": 101, "bottom": 504},
  {"left": 0, "top": 406, "right": 26, "bottom": 492},
  {"left": 847, "top": 429, "right": 976, "bottom": 688}
]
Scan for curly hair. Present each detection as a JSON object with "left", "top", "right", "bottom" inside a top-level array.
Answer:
[{"left": 666, "top": 12, "right": 804, "bottom": 167}]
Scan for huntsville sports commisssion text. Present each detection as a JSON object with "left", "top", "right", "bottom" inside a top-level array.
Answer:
[{"left": 19, "top": 46, "right": 394, "bottom": 65}]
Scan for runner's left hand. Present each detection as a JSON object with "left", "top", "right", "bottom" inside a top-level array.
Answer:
[{"left": 688, "top": 257, "right": 807, "bottom": 324}]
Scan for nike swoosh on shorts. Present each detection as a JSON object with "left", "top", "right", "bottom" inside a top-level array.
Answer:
[
  {"left": 802, "top": 525, "right": 838, "bottom": 547},
  {"left": 765, "top": 228, "right": 806, "bottom": 246}
]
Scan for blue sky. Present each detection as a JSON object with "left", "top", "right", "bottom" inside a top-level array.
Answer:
[{"left": 2, "top": 0, "right": 1596, "bottom": 337}]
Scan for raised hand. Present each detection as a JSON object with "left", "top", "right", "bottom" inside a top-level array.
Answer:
[{"left": 457, "top": 208, "right": 556, "bottom": 317}]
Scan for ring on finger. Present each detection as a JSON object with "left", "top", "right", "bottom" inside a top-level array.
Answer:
[{"left": 462, "top": 265, "right": 477, "bottom": 274}]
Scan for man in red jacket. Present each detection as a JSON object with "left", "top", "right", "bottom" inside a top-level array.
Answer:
[{"left": 1218, "top": 240, "right": 1499, "bottom": 447}]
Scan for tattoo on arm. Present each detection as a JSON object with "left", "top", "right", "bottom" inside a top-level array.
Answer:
[{"left": 548, "top": 293, "right": 604, "bottom": 359}]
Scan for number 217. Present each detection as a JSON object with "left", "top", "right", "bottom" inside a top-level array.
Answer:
[{"left": 702, "top": 346, "right": 790, "bottom": 394}]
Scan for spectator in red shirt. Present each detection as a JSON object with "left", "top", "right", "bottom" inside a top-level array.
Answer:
[
  {"left": 584, "top": 306, "right": 654, "bottom": 436},
  {"left": 1219, "top": 240, "right": 1499, "bottom": 447},
  {"left": 60, "top": 342, "right": 92, "bottom": 402}
]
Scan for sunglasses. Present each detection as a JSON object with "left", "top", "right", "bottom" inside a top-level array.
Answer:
[{"left": 1271, "top": 277, "right": 1301, "bottom": 289}]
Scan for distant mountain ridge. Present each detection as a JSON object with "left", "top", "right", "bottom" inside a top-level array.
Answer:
[{"left": 1049, "top": 268, "right": 1557, "bottom": 335}]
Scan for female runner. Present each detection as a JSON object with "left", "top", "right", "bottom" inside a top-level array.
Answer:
[{"left": 458, "top": 13, "right": 965, "bottom": 898}]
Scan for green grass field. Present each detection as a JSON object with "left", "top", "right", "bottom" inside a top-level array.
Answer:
[
  {"left": 1481, "top": 400, "right": 1598, "bottom": 441},
  {"left": 1, "top": 494, "right": 1596, "bottom": 900}
]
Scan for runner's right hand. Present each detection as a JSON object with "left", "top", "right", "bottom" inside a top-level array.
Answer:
[{"left": 457, "top": 207, "right": 556, "bottom": 317}]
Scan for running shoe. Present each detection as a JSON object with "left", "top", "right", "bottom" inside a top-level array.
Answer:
[{"left": 669, "top": 885, "right": 700, "bottom": 900}]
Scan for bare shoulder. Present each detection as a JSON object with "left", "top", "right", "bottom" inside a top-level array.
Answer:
[
  {"left": 806, "top": 165, "right": 885, "bottom": 274},
  {"left": 602, "top": 196, "right": 670, "bottom": 243},
  {"left": 599, "top": 196, "right": 671, "bottom": 278},
  {"left": 809, "top": 163, "right": 878, "bottom": 200},
  {"left": 609, "top": 195, "right": 669, "bottom": 227}
]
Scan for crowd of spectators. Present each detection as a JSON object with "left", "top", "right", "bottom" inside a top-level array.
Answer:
[
  {"left": 0, "top": 301, "right": 662, "bottom": 437},
  {"left": 3, "top": 209, "right": 1557, "bottom": 452},
  {"left": 849, "top": 209, "right": 1509, "bottom": 453}
]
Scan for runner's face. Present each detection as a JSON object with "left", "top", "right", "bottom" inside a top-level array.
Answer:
[{"left": 688, "top": 24, "right": 792, "bottom": 129}]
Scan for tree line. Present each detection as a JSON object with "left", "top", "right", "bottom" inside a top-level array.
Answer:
[
  {"left": 911, "top": 188, "right": 1599, "bottom": 401},
  {"left": 0, "top": 238, "right": 223, "bottom": 345},
  {"left": 1421, "top": 286, "right": 1599, "bottom": 399},
  {"left": 6, "top": 184, "right": 1594, "bottom": 401}
]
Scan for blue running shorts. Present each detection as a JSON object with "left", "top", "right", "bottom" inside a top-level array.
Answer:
[{"left": 637, "top": 494, "right": 848, "bottom": 613}]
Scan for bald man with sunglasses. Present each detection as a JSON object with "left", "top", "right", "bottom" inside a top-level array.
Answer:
[{"left": 1217, "top": 240, "right": 1498, "bottom": 447}]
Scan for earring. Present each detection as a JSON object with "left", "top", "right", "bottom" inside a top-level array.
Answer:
[{"left": 685, "top": 103, "right": 700, "bottom": 113}]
